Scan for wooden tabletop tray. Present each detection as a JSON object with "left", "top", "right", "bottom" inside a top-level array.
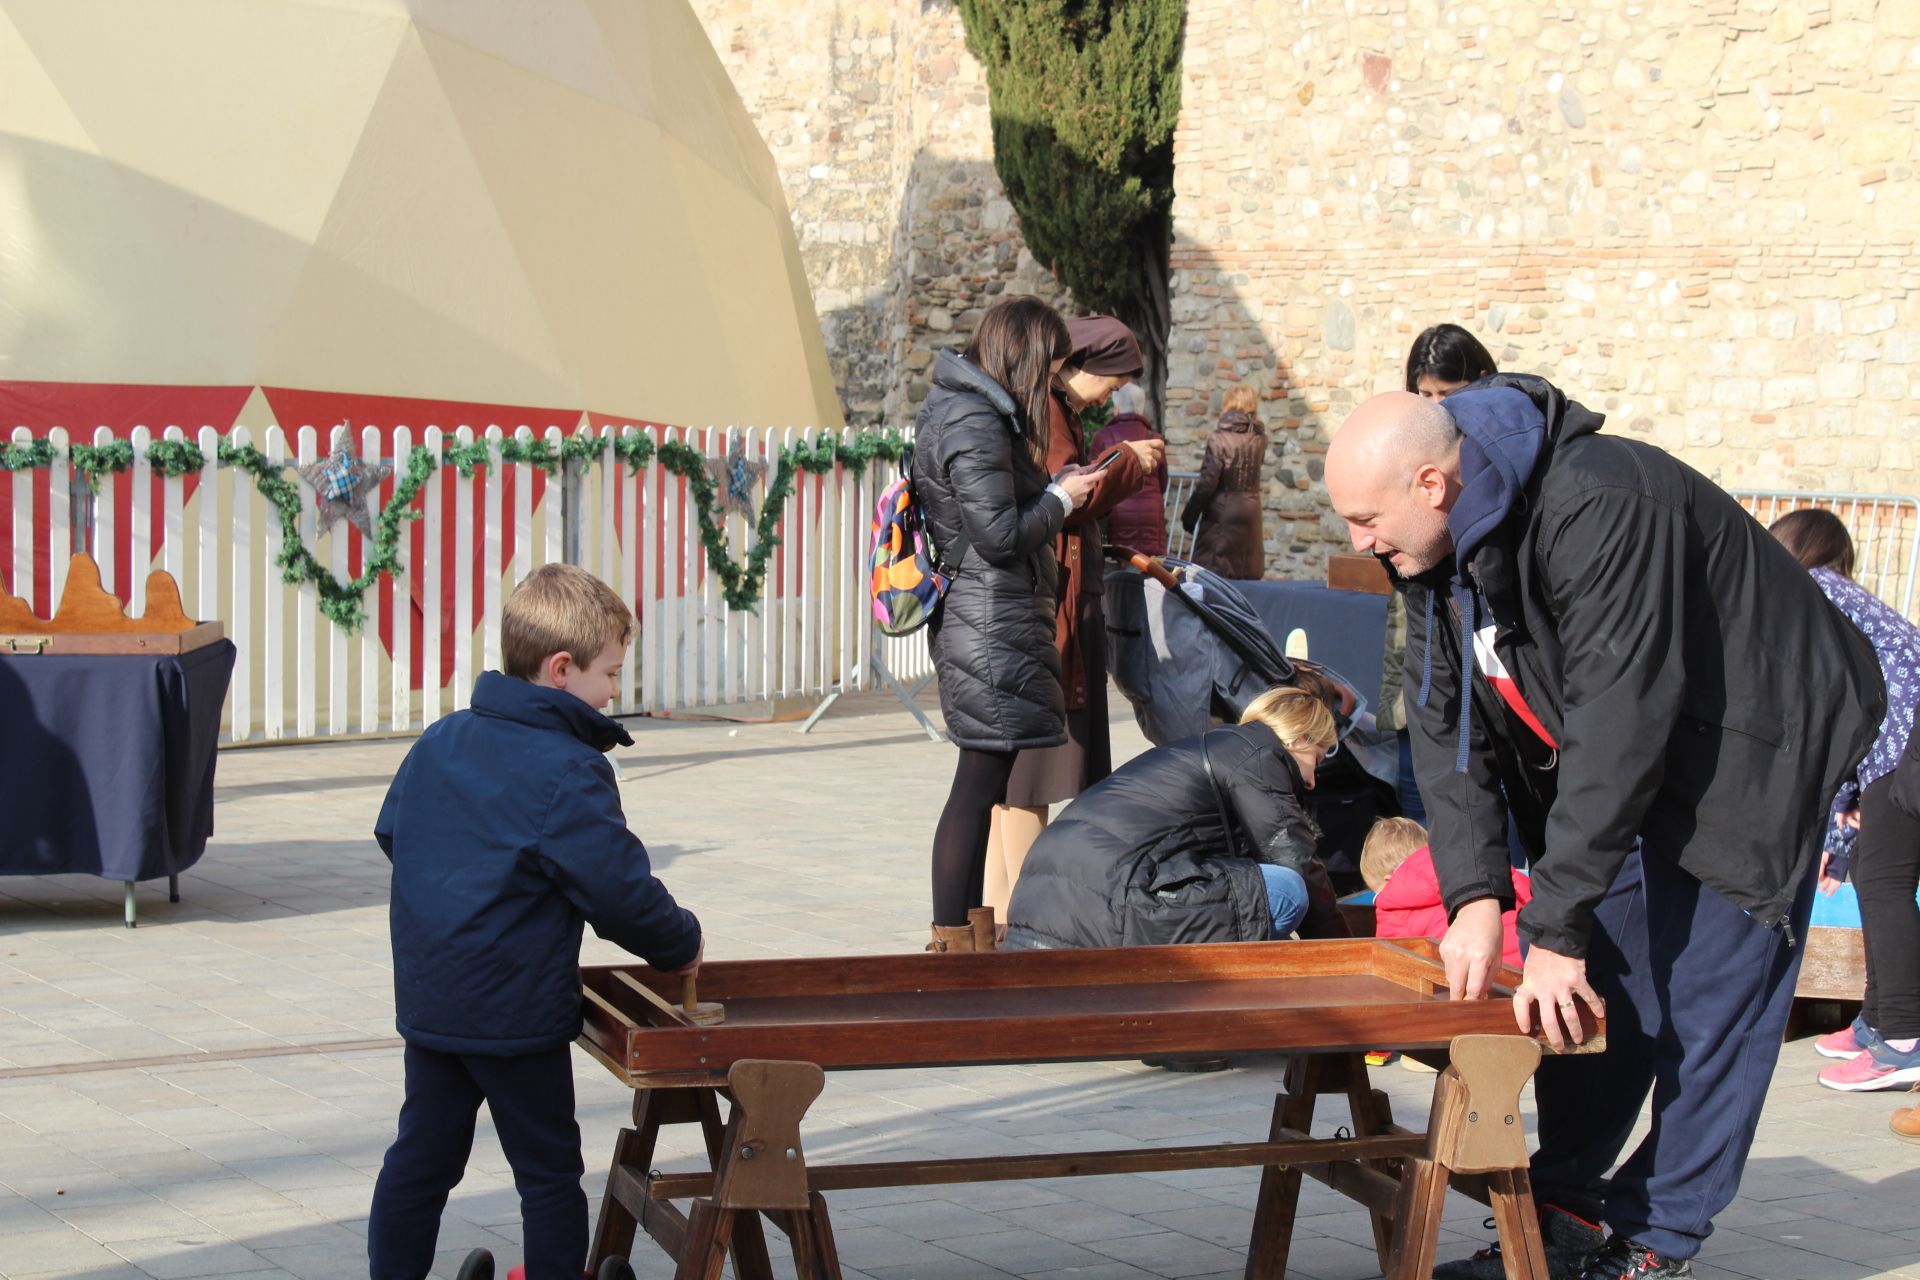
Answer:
[
  {"left": 580, "top": 938, "right": 1589, "bottom": 1083},
  {"left": 0, "top": 554, "right": 223, "bottom": 655}
]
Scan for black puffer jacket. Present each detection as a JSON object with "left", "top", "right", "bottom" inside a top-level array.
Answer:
[
  {"left": 1003, "top": 721, "right": 1348, "bottom": 948},
  {"left": 1399, "top": 373, "right": 1885, "bottom": 957},
  {"left": 913, "top": 349, "right": 1069, "bottom": 751}
]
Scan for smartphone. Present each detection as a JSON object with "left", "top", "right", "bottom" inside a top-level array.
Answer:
[{"left": 1088, "top": 450, "right": 1122, "bottom": 473}]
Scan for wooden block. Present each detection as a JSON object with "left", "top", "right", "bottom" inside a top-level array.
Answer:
[
  {"left": 1795, "top": 926, "right": 1866, "bottom": 1001},
  {"left": 0, "top": 554, "right": 224, "bottom": 655},
  {"left": 1327, "top": 554, "right": 1392, "bottom": 595}
]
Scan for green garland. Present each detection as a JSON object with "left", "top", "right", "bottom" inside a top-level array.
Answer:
[
  {"left": 68, "top": 440, "right": 136, "bottom": 491},
  {"left": 3, "top": 428, "right": 911, "bottom": 624},
  {"left": 214, "top": 440, "right": 440, "bottom": 631},
  {"left": 0, "top": 438, "right": 56, "bottom": 471}
]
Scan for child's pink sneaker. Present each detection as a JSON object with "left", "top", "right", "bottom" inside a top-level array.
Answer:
[
  {"left": 1817, "top": 1037, "right": 1920, "bottom": 1092},
  {"left": 1815, "top": 1014, "right": 1870, "bottom": 1060}
]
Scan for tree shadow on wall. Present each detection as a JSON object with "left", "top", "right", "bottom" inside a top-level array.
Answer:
[{"left": 817, "top": 147, "right": 1075, "bottom": 430}]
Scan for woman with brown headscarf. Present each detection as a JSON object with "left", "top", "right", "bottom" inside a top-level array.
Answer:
[{"left": 983, "top": 316, "right": 1165, "bottom": 933}]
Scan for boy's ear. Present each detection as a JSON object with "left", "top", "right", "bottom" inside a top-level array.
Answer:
[{"left": 537, "top": 649, "right": 575, "bottom": 686}]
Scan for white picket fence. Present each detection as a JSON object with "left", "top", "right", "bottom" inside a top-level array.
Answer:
[{"left": 4, "top": 423, "right": 933, "bottom": 743}]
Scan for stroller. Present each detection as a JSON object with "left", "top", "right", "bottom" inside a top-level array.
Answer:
[{"left": 1103, "top": 548, "right": 1401, "bottom": 888}]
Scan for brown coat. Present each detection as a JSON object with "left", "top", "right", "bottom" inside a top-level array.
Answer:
[
  {"left": 1180, "top": 410, "right": 1267, "bottom": 579},
  {"left": 1046, "top": 392, "right": 1146, "bottom": 709}
]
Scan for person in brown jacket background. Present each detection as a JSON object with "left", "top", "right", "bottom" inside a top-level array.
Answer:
[
  {"left": 1180, "top": 384, "right": 1268, "bottom": 579},
  {"left": 983, "top": 316, "right": 1164, "bottom": 934}
]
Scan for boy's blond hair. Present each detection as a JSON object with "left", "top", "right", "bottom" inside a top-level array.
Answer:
[
  {"left": 501, "top": 564, "right": 634, "bottom": 680},
  {"left": 1360, "top": 816, "right": 1429, "bottom": 893},
  {"left": 1238, "top": 684, "right": 1337, "bottom": 752}
]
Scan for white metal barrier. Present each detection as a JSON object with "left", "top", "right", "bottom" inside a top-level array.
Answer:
[
  {"left": 3, "top": 423, "right": 933, "bottom": 743},
  {"left": 1732, "top": 490, "right": 1920, "bottom": 621}
]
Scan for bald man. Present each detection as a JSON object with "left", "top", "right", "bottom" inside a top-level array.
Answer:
[{"left": 1326, "top": 375, "right": 1884, "bottom": 1280}]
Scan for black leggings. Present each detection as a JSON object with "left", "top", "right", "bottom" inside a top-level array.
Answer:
[
  {"left": 930, "top": 747, "right": 1018, "bottom": 926},
  {"left": 1857, "top": 772, "right": 1920, "bottom": 1038}
]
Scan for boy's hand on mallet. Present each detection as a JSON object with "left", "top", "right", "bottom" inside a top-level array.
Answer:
[{"left": 662, "top": 938, "right": 704, "bottom": 982}]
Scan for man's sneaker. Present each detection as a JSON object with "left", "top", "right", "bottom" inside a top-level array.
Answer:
[
  {"left": 1817, "top": 1034, "right": 1920, "bottom": 1092},
  {"left": 1578, "top": 1234, "right": 1692, "bottom": 1278},
  {"left": 1432, "top": 1204, "right": 1606, "bottom": 1279},
  {"left": 1815, "top": 1012, "right": 1871, "bottom": 1060}
]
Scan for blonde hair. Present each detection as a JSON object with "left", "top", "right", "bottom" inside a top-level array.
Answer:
[
  {"left": 1221, "top": 384, "right": 1260, "bottom": 415},
  {"left": 1360, "top": 817, "right": 1430, "bottom": 893},
  {"left": 501, "top": 563, "right": 634, "bottom": 680},
  {"left": 1238, "top": 685, "right": 1337, "bottom": 753}
]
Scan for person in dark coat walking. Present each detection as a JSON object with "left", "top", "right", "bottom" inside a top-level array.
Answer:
[
  {"left": 987, "top": 317, "right": 1164, "bottom": 938},
  {"left": 1325, "top": 379, "right": 1885, "bottom": 1279},
  {"left": 911, "top": 296, "right": 1098, "bottom": 953},
  {"left": 1180, "top": 384, "right": 1268, "bottom": 579},
  {"left": 1092, "top": 382, "right": 1169, "bottom": 555},
  {"left": 1004, "top": 686, "right": 1350, "bottom": 950},
  {"left": 368, "top": 564, "right": 702, "bottom": 1280}
]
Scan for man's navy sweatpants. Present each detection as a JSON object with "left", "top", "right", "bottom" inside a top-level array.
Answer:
[
  {"left": 368, "top": 1042, "right": 586, "bottom": 1280},
  {"left": 1527, "top": 846, "right": 1814, "bottom": 1260}
]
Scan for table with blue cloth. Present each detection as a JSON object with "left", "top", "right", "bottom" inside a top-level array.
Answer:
[
  {"left": 0, "top": 640, "right": 235, "bottom": 926},
  {"left": 1232, "top": 579, "right": 1393, "bottom": 709}
]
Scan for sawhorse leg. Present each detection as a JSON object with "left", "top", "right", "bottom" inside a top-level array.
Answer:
[{"left": 1387, "top": 1035, "right": 1546, "bottom": 1280}]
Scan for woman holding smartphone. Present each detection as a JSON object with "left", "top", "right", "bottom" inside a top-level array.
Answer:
[{"left": 911, "top": 297, "right": 1099, "bottom": 952}]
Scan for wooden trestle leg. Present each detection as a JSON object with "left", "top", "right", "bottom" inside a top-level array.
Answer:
[
  {"left": 590, "top": 1061, "right": 838, "bottom": 1280},
  {"left": 1386, "top": 1035, "right": 1546, "bottom": 1280}
]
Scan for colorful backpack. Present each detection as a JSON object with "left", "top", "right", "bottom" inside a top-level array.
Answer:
[{"left": 869, "top": 470, "right": 967, "bottom": 636}]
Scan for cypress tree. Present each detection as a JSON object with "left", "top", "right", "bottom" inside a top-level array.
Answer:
[{"left": 957, "top": 0, "right": 1185, "bottom": 419}]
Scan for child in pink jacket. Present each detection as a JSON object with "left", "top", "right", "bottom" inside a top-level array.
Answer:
[{"left": 1362, "top": 818, "right": 1532, "bottom": 969}]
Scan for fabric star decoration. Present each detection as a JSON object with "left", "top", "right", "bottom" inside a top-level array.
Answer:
[
  {"left": 297, "top": 436, "right": 392, "bottom": 539},
  {"left": 706, "top": 438, "right": 768, "bottom": 522}
]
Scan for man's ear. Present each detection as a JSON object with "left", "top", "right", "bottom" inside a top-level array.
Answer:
[{"left": 1413, "top": 462, "right": 1449, "bottom": 509}]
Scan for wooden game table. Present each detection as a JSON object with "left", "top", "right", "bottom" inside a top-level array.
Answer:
[{"left": 578, "top": 938, "right": 1602, "bottom": 1280}]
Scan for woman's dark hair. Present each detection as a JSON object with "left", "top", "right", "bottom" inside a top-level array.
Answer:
[
  {"left": 1769, "top": 507, "right": 1855, "bottom": 578},
  {"left": 1405, "top": 323, "right": 1497, "bottom": 392},
  {"left": 964, "top": 296, "right": 1072, "bottom": 467}
]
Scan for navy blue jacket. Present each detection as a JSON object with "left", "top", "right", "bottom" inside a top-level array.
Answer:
[{"left": 375, "top": 672, "right": 701, "bottom": 1055}]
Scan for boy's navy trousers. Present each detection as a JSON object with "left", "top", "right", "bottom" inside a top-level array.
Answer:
[
  {"left": 368, "top": 1042, "right": 586, "bottom": 1280},
  {"left": 1527, "top": 846, "right": 1814, "bottom": 1260}
]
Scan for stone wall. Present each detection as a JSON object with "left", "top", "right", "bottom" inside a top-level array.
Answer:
[
  {"left": 695, "top": 0, "right": 1920, "bottom": 578},
  {"left": 1172, "top": 0, "right": 1920, "bottom": 577},
  {"left": 689, "top": 0, "right": 1068, "bottom": 427}
]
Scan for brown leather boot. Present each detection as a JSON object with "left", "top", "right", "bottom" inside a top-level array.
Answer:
[
  {"left": 926, "top": 922, "right": 975, "bottom": 952},
  {"left": 968, "top": 906, "right": 998, "bottom": 952},
  {"left": 1893, "top": 1102, "right": 1920, "bottom": 1145}
]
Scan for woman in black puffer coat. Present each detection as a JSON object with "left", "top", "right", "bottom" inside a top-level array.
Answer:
[
  {"left": 913, "top": 297, "right": 1098, "bottom": 952},
  {"left": 1004, "top": 686, "right": 1353, "bottom": 950}
]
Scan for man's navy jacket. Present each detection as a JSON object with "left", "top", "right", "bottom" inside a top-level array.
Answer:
[{"left": 375, "top": 672, "right": 701, "bottom": 1055}]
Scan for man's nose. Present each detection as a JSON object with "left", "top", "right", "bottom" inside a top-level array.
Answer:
[{"left": 1348, "top": 526, "right": 1373, "bottom": 553}]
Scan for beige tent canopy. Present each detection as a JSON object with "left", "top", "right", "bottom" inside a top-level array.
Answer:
[{"left": 0, "top": 0, "right": 842, "bottom": 429}]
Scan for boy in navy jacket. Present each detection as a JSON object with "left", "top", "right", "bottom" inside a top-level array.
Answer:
[{"left": 368, "top": 564, "right": 701, "bottom": 1280}]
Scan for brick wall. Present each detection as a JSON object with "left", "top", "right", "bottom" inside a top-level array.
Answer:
[
  {"left": 694, "top": 0, "right": 1920, "bottom": 578},
  {"left": 1172, "top": 0, "right": 1920, "bottom": 577}
]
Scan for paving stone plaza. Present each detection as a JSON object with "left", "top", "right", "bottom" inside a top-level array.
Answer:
[{"left": 1, "top": 694, "right": 1916, "bottom": 1280}]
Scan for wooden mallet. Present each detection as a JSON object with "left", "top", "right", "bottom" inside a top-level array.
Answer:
[{"left": 680, "top": 974, "right": 725, "bottom": 1025}]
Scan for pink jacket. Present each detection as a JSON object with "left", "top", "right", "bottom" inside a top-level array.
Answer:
[{"left": 1374, "top": 846, "right": 1532, "bottom": 969}]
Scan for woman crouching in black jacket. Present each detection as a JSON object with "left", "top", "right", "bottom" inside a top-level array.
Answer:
[
  {"left": 1004, "top": 686, "right": 1351, "bottom": 950},
  {"left": 913, "top": 297, "right": 1100, "bottom": 952}
]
